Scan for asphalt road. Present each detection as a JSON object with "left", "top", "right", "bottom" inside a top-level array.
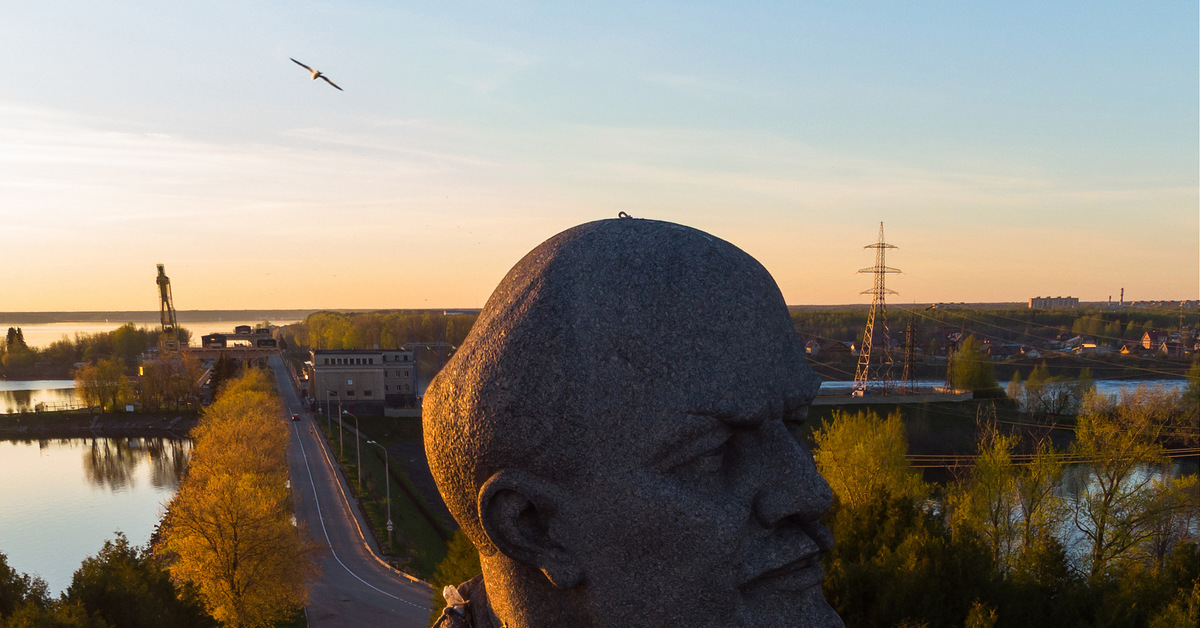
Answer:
[{"left": 268, "top": 355, "right": 433, "bottom": 627}]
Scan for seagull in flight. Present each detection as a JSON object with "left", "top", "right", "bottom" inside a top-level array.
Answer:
[{"left": 290, "top": 58, "right": 343, "bottom": 91}]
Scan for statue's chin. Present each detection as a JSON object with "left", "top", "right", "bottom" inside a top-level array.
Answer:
[{"left": 737, "top": 582, "right": 844, "bottom": 628}]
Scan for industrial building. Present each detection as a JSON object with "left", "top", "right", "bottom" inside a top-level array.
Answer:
[
  {"left": 1028, "top": 296, "right": 1079, "bottom": 309},
  {"left": 307, "top": 349, "right": 417, "bottom": 414}
]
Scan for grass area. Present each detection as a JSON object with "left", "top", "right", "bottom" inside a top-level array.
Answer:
[{"left": 316, "top": 415, "right": 450, "bottom": 579}]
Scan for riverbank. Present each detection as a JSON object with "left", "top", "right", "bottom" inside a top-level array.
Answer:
[{"left": 0, "top": 411, "right": 199, "bottom": 439}]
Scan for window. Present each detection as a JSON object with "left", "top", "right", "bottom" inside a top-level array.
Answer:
[
  {"left": 385, "top": 385, "right": 390, "bottom": 391},
  {"left": 346, "top": 379, "right": 353, "bottom": 386},
  {"left": 363, "top": 390, "right": 372, "bottom": 397},
  {"left": 346, "top": 390, "right": 355, "bottom": 396}
]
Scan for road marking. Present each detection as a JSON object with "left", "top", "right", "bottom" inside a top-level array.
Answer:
[{"left": 291, "top": 419, "right": 429, "bottom": 611}]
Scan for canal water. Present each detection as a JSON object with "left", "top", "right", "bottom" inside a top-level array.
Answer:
[{"left": 0, "top": 438, "right": 189, "bottom": 593}]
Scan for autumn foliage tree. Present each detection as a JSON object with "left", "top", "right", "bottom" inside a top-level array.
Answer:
[
  {"left": 156, "top": 369, "right": 314, "bottom": 628},
  {"left": 74, "top": 358, "right": 132, "bottom": 412}
]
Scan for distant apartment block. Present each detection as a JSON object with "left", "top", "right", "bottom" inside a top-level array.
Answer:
[
  {"left": 308, "top": 349, "right": 417, "bottom": 413},
  {"left": 1028, "top": 296, "right": 1079, "bottom": 309}
]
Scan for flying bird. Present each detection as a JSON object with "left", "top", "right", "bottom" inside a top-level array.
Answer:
[{"left": 290, "top": 58, "right": 343, "bottom": 91}]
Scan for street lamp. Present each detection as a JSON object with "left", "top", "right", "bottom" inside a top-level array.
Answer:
[
  {"left": 344, "top": 410, "right": 361, "bottom": 492},
  {"left": 366, "top": 440, "right": 392, "bottom": 550}
]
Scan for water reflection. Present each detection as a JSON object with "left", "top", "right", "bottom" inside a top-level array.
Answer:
[
  {"left": 4, "top": 389, "right": 33, "bottom": 411},
  {"left": 0, "top": 381, "right": 80, "bottom": 414},
  {"left": 81, "top": 437, "right": 191, "bottom": 491},
  {"left": 0, "top": 438, "right": 188, "bottom": 594}
]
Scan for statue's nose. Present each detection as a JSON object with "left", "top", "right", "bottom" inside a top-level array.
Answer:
[{"left": 752, "top": 421, "right": 833, "bottom": 528}]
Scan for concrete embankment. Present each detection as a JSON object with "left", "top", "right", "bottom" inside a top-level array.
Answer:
[{"left": 0, "top": 413, "right": 199, "bottom": 439}]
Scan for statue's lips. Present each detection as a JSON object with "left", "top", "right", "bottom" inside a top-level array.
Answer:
[{"left": 742, "top": 551, "right": 826, "bottom": 593}]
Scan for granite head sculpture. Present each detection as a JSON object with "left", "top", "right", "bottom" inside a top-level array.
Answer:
[{"left": 424, "top": 217, "right": 843, "bottom": 628}]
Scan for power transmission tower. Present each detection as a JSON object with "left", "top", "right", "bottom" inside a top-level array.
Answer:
[
  {"left": 156, "top": 264, "right": 180, "bottom": 352},
  {"left": 852, "top": 223, "right": 900, "bottom": 397},
  {"left": 900, "top": 311, "right": 917, "bottom": 393}
]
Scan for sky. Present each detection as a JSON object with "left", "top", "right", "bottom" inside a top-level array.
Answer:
[{"left": 1, "top": 1, "right": 1196, "bottom": 311}]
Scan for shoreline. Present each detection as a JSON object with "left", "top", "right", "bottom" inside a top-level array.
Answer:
[{"left": 0, "top": 413, "right": 199, "bottom": 440}]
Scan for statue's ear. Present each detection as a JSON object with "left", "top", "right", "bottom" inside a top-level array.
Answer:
[{"left": 478, "top": 470, "right": 583, "bottom": 589}]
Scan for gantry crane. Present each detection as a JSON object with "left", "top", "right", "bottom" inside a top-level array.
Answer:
[{"left": 156, "top": 264, "right": 180, "bottom": 352}]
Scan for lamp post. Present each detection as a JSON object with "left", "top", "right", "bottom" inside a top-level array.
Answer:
[
  {"left": 337, "top": 395, "right": 344, "bottom": 459},
  {"left": 344, "top": 410, "right": 361, "bottom": 492},
  {"left": 366, "top": 440, "right": 392, "bottom": 550},
  {"left": 326, "top": 391, "right": 337, "bottom": 432}
]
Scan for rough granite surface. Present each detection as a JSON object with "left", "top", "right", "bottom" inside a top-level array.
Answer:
[{"left": 425, "top": 217, "right": 843, "bottom": 628}]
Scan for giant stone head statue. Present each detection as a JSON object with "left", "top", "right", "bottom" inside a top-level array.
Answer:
[{"left": 425, "top": 217, "right": 842, "bottom": 628}]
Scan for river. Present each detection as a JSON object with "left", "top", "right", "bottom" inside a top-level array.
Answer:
[{"left": 0, "top": 437, "right": 190, "bottom": 593}]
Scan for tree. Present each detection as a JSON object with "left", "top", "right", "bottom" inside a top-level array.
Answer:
[
  {"left": 1, "top": 328, "right": 33, "bottom": 370},
  {"left": 1071, "top": 388, "right": 1187, "bottom": 579},
  {"left": 110, "top": 323, "right": 151, "bottom": 366},
  {"left": 4, "top": 328, "right": 27, "bottom": 353},
  {"left": 947, "top": 335, "right": 996, "bottom": 392},
  {"left": 812, "top": 410, "right": 924, "bottom": 509},
  {"left": 948, "top": 418, "right": 1020, "bottom": 571},
  {"left": 138, "top": 354, "right": 202, "bottom": 412},
  {"left": 1018, "top": 363, "right": 1091, "bottom": 416},
  {"left": 73, "top": 359, "right": 131, "bottom": 413},
  {"left": 156, "top": 370, "right": 314, "bottom": 628},
  {"left": 1006, "top": 370, "right": 1022, "bottom": 401},
  {"left": 0, "top": 552, "right": 48, "bottom": 620},
  {"left": 63, "top": 534, "right": 215, "bottom": 628},
  {"left": 1013, "top": 439, "right": 1067, "bottom": 556}
]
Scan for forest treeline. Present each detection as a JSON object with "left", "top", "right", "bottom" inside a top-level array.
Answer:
[
  {"left": 279, "top": 311, "right": 476, "bottom": 351},
  {"left": 790, "top": 305, "right": 1190, "bottom": 349},
  {"left": 1, "top": 324, "right": 190, "bottom": 375},
  {"left": 276, "top": 306, "right": 1192, "bottom": 367}
]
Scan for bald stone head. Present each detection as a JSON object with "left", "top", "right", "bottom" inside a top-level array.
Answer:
[{"left": 425, "top": 218, "right": 841, "bottom": 628}]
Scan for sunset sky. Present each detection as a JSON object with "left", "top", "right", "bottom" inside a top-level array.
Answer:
[{"left": 1, "top": 2, "right": 1196, "bottom": 311}]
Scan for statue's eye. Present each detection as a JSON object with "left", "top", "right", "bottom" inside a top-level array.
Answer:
[
  {"left": 664, "top": 424, "right": 732, "bottom": 476},
  {"left": 680, "top": 438, "right": 729, "bottom": 475}
]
